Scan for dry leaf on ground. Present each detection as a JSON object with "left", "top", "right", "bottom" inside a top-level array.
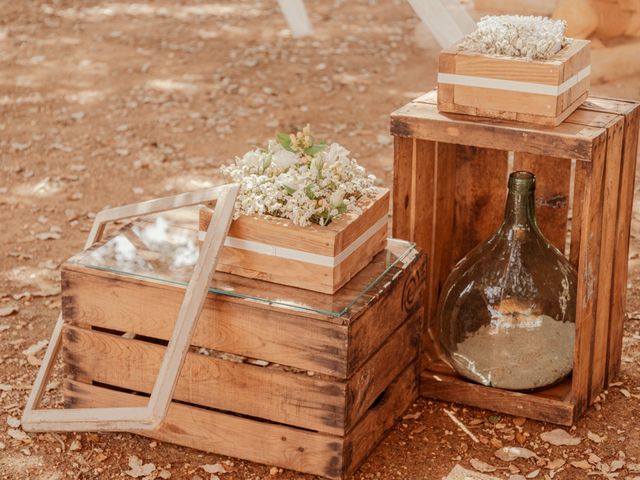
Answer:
[
  {"left": 540, "top": 429, "right": 581, "bottom": 446},
  {"left": 471, "top": 458, "right": 497, "bottom": 473},
  {"left": 494, "top": 446, "right": 538, "bottom": 462},
  {"left": 125, "top": 455, "right": 156, "bottom": 478}
]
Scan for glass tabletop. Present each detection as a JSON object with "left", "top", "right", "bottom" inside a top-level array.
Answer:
[{"left": 65, "top": 208, "right": 418, "bottom": 319}]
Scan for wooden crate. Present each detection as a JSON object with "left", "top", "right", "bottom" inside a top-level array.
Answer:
[
  {"left": 391, "top": 90, "right": 639, "bottom": 425},
  {"left": 199, "top": 187, "right": 389, "bottom": 294},
  {"left": 437, "top": 38, "right": 591, "bottom": 126},
  {"left": 61, "top": 241, "right": 425, "bottom": 479}
]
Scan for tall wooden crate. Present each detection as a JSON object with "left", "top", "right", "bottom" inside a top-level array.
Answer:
[{"left": 391, "top": 90, "right": 640, "bottom": 425}]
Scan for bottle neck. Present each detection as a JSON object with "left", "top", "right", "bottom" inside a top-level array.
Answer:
[{"left": 503, "top": 188, "right": 537, "bottom": 229}]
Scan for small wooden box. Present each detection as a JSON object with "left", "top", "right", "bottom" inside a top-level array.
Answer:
[
  {"left": 199, "top": 188, "right": 389, "bottom": 294},
  {"left": 392, "top": 90, "right": 639, "bottom": 425},
  {"left": 437, "top": 38, "right": 591, "bottom": 126},
  {"left": 61, "top": 239, "right": 424, "bottom": 479}
]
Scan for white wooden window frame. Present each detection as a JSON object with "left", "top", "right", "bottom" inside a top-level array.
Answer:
[{"left": 21, "top": 184, "right": 239, "bottom": 432}]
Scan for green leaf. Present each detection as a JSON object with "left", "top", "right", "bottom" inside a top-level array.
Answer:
[
  {"left": 283, "top": 185, "right": 296, "bottom": 195},
  {"left": 276, "top": 132, "right": 295, "bottom": 152},
  {"left": 304, "top": 184, "right": 316, "bottom": 200},
  {"left": 304, "top": 142, "right": 327, "bottom": 156}
]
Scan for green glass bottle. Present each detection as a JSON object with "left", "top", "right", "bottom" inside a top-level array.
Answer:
[{"left": 437, "top": 171, "right": 577, "bottom": 391}]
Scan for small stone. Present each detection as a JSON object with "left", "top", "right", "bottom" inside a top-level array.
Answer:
[
  {"left": 0, "top": 305, "right": 19, "bottom": 317},
  {"left": 69, "top": 439, "right": 81, "bottom": 451},
  {"left": 570, "top": 460, "right": 591, "bottom": 470},
  {"left": 269, "top": 466, "right": 279, "bottom": 475},
  {"left": 8, "top": 428, "right": 29, "bottom": 441},
  {"left": 526, "top": 468, "right": 540, "bottom": 478},
  {"left": 587, "top": 431, "right": 604, "bottom": 443},
  {"left": 620, "top": 388, "right": 631, "bottom": 398},
  {"left": 6, "top": 416, "right": 20, "bottom": 428},
  {"left": 470, "top": 458, "right": 497, "bottom": 473},
  {"left": 546, "top": 458, "right": 565, "bottom": 470},
  {"left": 201, "top": 464, "right": 226, "bottom": 474}
]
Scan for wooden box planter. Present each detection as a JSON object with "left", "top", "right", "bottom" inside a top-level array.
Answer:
[
  {"left": 437, "top": 38, "right": 591, "bottom": 126},
  {"left": 61, "top": 236, "right": 424, "bottom": 479},
  {"left": 199, "top": 187, "right": 390, "bottom": 294},
  {"left": 392, "top": 90, "right": 639, "bottom": 425}
]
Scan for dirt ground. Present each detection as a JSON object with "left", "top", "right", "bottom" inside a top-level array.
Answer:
[{"left": 1, "top": 1, "right": 640, "bottom": 479}]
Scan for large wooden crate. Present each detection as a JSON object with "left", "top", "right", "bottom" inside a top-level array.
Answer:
[
  {"left": 391, "top": 90, "right": 639, "bottom": 425},
  {"left": 60, "top": 237, "right": 425, "bottom": 479}
]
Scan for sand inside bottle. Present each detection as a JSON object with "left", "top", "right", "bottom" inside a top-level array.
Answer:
[{"left": 449, "top": 313, "right": 575, "bottom": 390}]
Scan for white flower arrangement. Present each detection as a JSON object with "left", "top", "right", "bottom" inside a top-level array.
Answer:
[
  {"left": 459, "top": 15, "right": 567, "bottom": 60},
  {"left": 221, "top": 125, "right": 377, "bottom": 227}
]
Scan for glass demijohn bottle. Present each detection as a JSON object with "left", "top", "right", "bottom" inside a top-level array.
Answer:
[{"left": 437, "top": 171, "right": 577, "bottom": 391}]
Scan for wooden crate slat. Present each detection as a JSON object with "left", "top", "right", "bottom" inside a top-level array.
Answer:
[
  {"left": 570, "top": 161, "right": 588, "bottom": 267},
  {"left": 346, "top": 310, "right": 420, "bottom": 428},
  {"left": 343, "top": 362, "right": 418, "bottom": 478},
  {"left": 608, "top": 107, "right": 640, "bottom": 381},
  {"left": 452, "top": 146, "right": 509, "bottom": 265},
  {"left": 64, "top": 380, "right": 346, "bottom": 479},
  {"left": 422, "top": 143, "right": 457, "bottom": 369},
  {"left": 571, "top": 134, "right": 607, "bottom": 414},
  {"left": 392, "top": 136, "right": 413, "bottom": 240},
  {"left": 420, "top": 372, "right": 575, "bottom": 426},
  {"left": 62, "top": 325, "right": 348, "bottom": 435},
  {"left": 391, "top": 101, "right": 603, "bottom": 162},
  {"left": 591, "top": 116, "right": 626, "bottom": 399},
  {"left": 513, "top": 152, "right": 572, "bottom": 252},
  {"left": 347, "top": 254, "right": 426, "bottom": 373},
  {"left": 62, "top": 268, "right": 350, "bottom": 378}
]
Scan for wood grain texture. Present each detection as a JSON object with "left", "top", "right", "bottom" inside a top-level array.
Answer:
[
  {"left": 65, "top": 380, "right": 346, "bottom": 479},
  {"left": 608, "top": 106, "right": 640, "bottom": 381},
  {"left": 422, "top": 143, "right": 457, "bottom": 370},
  {"left": 343, "top": 362, "right": 419, "bottom": 477},
  {"left": 452, "top": 146, "right": 509, "bottom": 265},
  {"left": 392, "top": 136, "right": 414, "bottom": 241},
  {"left": 391, "top": 101, "right": 603, "bottom": 161},
  {"left": 62, "top": 325, "right": 348, "bottom": 434},
  {"left": 513, "top": 152, "right": 572, "bottom": 252},
  {"left": 572, "top": 134, "right": 607, "bottom": 413},
  {"left": 62, "top": 267, "right": 350, "bottom": 378},
  {"left": 420, "top": 371, "right": 575, "bottom": 425},
  {"left": 347, "top": 254, "right": 426, "bottom": 373},
  {"left": 590, "top": 116, "right": 625, "bottom": 399}
]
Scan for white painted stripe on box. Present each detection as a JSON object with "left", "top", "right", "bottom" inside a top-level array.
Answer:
[
  {"left": 198, "top": 215, "right": 388, "bottom": 267},
  {"left": 438, "top": 65, "right": 591, "bottom": 96}
]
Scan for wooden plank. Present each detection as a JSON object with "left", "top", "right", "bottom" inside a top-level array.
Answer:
[
  {"left": 62, "top": 325, "right": 348, "bottom": 435},
  {"left": 453, "top": 86, "right": 558, "bottom": 117},
  {"left": 391, "top": 101, "right": 603, "bottom": 161},
  {"left": 450, "top": 51, "right": 563, "bottom": 84},
  {"left": 420, "top": 371, "right": 575, "bottom": 426},
  {"left": 608, "top": 106, "right": 640, "bottom": 381},
  {"left": 422, "top": 143, "right": 457, "bottom": 369},
  {"left": 62, "top": 267, "right": 350, "bottom": 378},
  {"left": 572, "top": 133, "right": 607, "bottom": 413},
  {"left": 570, "top": 160, "right": 588, "bottom": 267},
  {"left": 346, "top": 312, "right": 420, "bottom": 428},
  {"left": 452, "top": 146, "right": 509, "bottom": 265},
  {"left": 392, "top": 136, "right": 414, "bottom": 240},
  {"left": 513, "top": 152, "right": 572, "bottom": 252},
  {"left": 412, "top": 140, "right": 435, "bottom": 252},
  {"left": 347, "top": 254, "right": 425, "bottom": 374},
  {"left": 590, "top": 116, "right": 625, "bottom": 398},
  {"left": 343, "top": 362, "right": 419, "bottom": 477},
  {"left": 64, "top": 380, "right": 345, "bottom": 480}
]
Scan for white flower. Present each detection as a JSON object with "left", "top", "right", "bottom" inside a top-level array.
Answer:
[
  {"left": 277, "top": 172, "right": 302, "bottom": 192},
  {"left": 330, "top": 188, "right": 345, "bottom": 208},
  {"left": 271, "top": 148, "right": 298, "bottom": 169},
  {"left": 240, "top": 150, "right": 262, "bottom": 168},
  {"left": 324, "top": 143, "right": 350, "bottom": 165}
]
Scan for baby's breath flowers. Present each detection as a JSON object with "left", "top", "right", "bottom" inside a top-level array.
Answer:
[
  {"left": 221, "top": 125, "right": 377, "bottom": 227},
  {"left": 459, "top": 15, "right": 567, "bottom": 60}
]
